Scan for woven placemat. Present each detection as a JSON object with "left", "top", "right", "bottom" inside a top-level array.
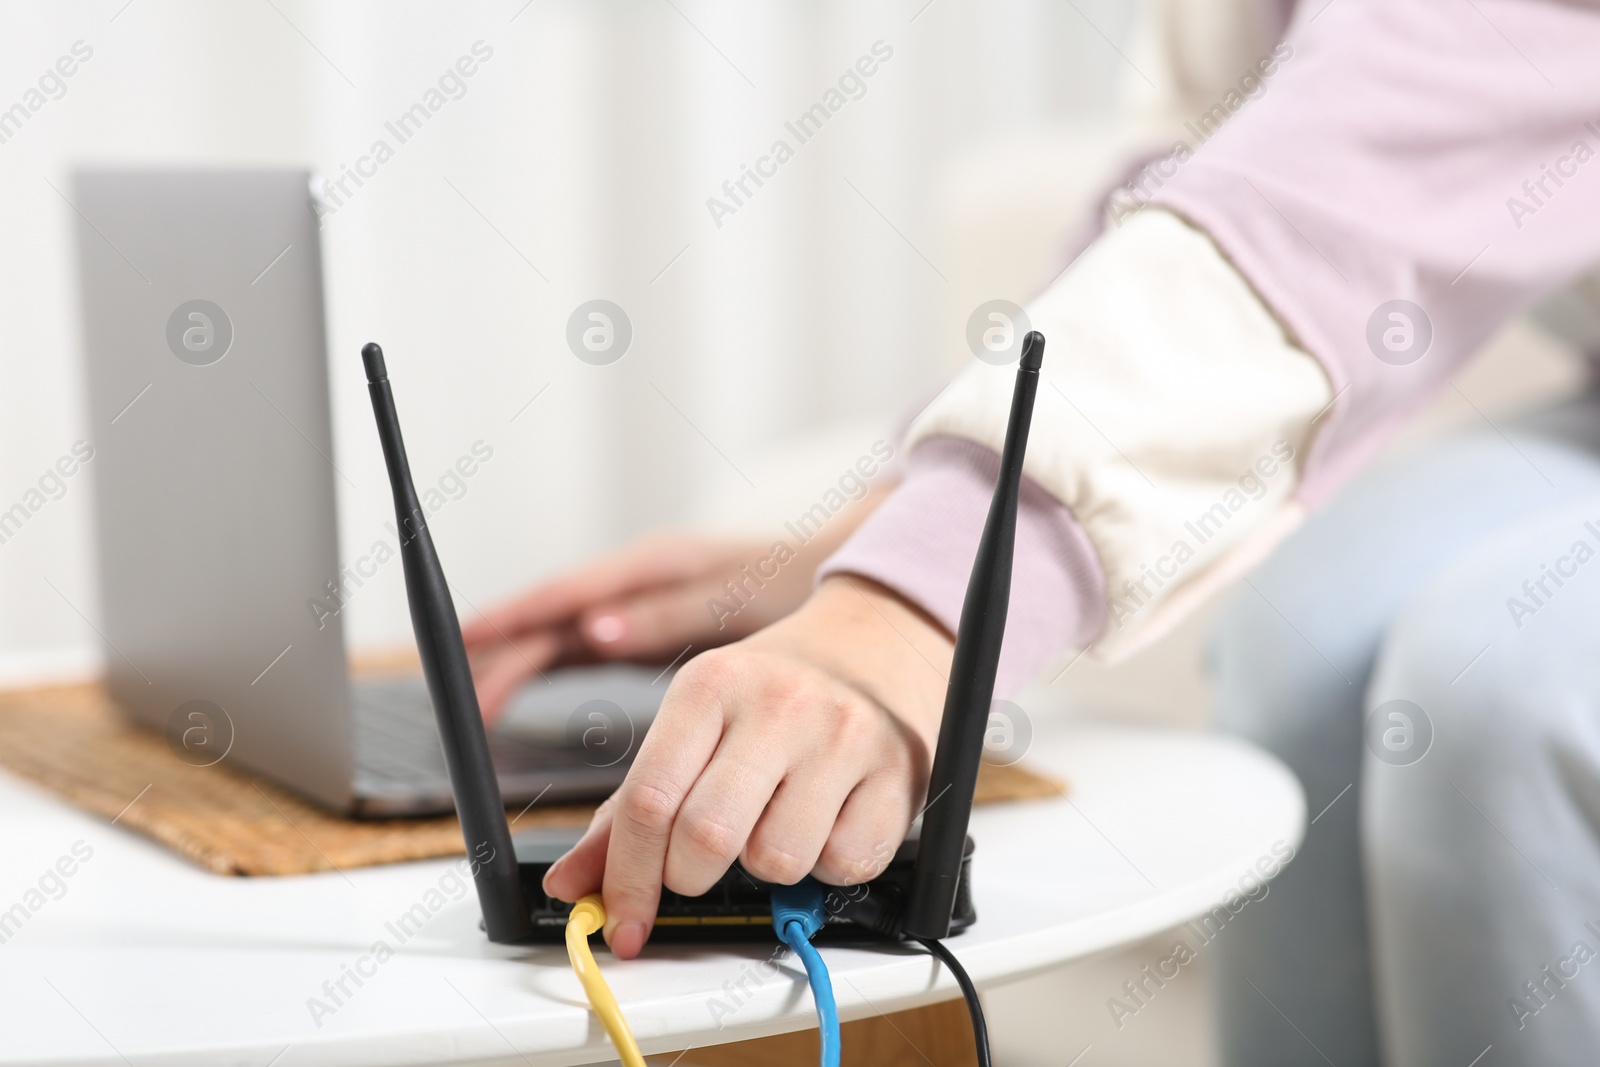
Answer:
[{"left": 0, "top": 679, "right": 1065, "bottom": 877}]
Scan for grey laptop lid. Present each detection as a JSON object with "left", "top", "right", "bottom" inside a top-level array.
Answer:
[{"left": 73, "top": 169, "right": 356, "bottom": 810}]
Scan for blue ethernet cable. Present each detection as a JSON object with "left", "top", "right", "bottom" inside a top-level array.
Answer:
[{"left": 771, "top": 878, "right": 841, "bottom": 1067}]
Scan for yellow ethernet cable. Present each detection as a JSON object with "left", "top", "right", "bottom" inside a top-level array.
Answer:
[{"left": 565, "top": 894, "right": 646, "bottom": 1067}]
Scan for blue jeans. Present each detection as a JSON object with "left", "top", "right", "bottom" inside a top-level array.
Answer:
[{"left": 1212, "top": 390, "right": 1600, "bottom": 1066}]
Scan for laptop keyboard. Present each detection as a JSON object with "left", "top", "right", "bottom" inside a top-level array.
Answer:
[{"left": 352, "top": 678, "right": 598, "bottom": 786}]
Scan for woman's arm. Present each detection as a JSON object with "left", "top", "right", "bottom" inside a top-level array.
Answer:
[
  {"left": 828, "top": 0, "right": 1600, "bottom": 686},
  {"left": 554, "top": 0, "right": 1600, "bottom": 954}
]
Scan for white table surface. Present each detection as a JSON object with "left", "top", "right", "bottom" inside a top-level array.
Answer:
[{"left": 0, "top": 720, "right": 1304, "bottom": 1066}]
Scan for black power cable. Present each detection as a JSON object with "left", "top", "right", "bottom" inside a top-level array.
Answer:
[{"left": 911, "top": 936, "right": 991, "bottom": 1067}]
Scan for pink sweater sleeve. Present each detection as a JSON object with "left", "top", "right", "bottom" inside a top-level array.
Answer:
[
  {"left": 1153, "top": 0, "right": 1600, "bottom": 504},
  {"left": 817, "top": 437, "right": 1107, "bottom": 698},
  {"left": 822, "top": 0, "right": 1600, "bottom": 691}
]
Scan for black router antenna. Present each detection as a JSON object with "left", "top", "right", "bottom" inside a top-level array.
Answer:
[
  {"left": 363, "top": 343, "right": 534, "bottom": 944},
  {"left": 903, "top": 330, "right": 1045, "bottom": 940}
]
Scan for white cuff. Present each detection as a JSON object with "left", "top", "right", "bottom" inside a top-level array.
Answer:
[{"left": 907, "top": 208, "right": 1332, "bottom": 657}]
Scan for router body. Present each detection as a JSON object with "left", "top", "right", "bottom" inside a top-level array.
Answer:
[{"left": 509, "top": 828, "right": 976, "bottom": 943}]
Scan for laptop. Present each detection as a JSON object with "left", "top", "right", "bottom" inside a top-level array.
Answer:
[{"left": 71, "top": 168, "right": 652, "bottom": 816}]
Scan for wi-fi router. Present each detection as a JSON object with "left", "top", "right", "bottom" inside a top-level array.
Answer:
[{"left": 362, "top": 331, "right": 1043, "bottom": 943}]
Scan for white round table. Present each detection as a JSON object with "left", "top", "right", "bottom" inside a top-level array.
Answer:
[{"left": 0, "top": 721, "right": 1303, "bottom": 1066}]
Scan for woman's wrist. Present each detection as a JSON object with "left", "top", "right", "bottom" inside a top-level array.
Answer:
[{"left": 752, "top": 573, "right": 951, "bottom": 754}]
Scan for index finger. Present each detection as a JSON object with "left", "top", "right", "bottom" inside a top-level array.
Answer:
[
  {"left": 596, "top": 670, "right": 730, "bottom": 957},
  {"left": 472, "top": 628, "right": 575, "bottom": 722}
]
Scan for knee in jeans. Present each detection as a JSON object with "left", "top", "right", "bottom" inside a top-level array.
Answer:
[{"left": 1366, "top": 517, "right": 1600, "bottom": 785}]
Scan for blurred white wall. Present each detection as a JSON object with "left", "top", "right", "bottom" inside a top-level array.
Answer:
[{"left": 0, "top": 0, "right": 1134, "bottom": 679}]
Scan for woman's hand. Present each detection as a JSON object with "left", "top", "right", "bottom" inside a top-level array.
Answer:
[
  {"left": 462, "top": 495, "right": 885, "bottom": 722},
  {"left": 540, "top": 574, "right": 953, "bottom": 958}
]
